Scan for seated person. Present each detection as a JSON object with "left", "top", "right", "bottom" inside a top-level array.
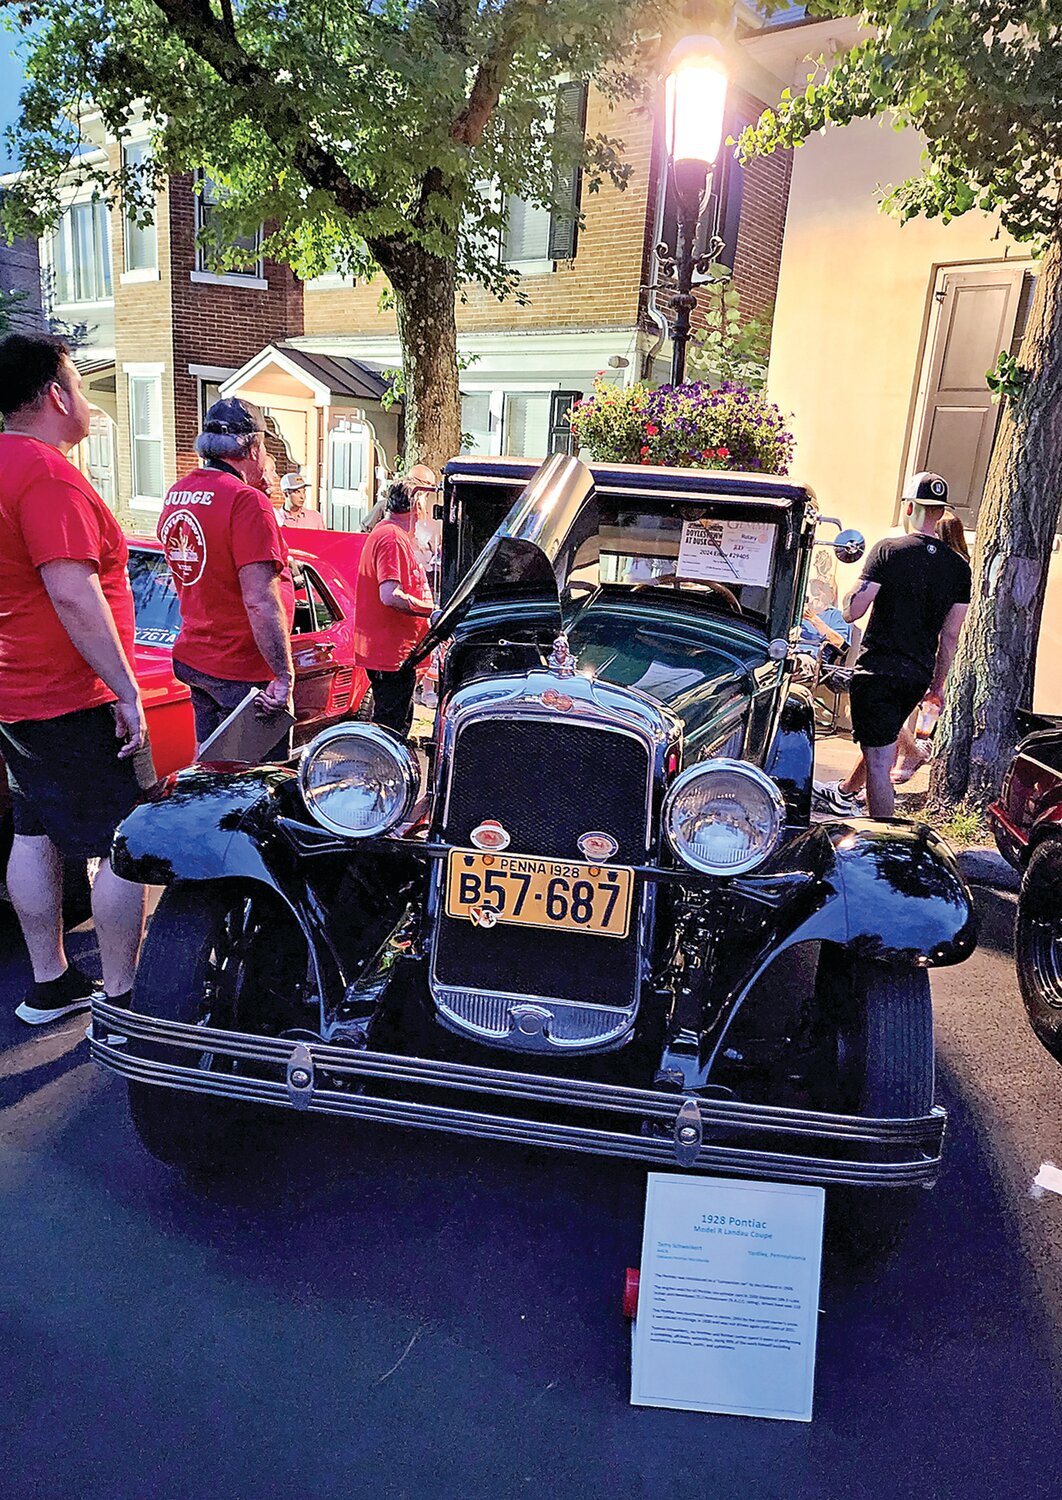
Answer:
[
  {"left": 798, "top": 578, "right": 852, "bottom": 663},
  {"left": 794, "top": 578, "right": 852, "bottom": 681}
]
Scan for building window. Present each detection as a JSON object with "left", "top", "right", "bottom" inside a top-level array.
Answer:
[
  {"left": 499, "top": 80, "right": 588, "bottom": 269},
  {"left": 460, "top": 391, "right": 494, "bottom": 454},
  {"left": 503, "top": 393, "right": 554, "bottom": 458},
  {"left": 122, "top": 142, "right": 157, "bottom": 273},
  {"left": 549, "top": 391, "right": 582, "bottom": 455},
  {"left": 195, "top": 172, "right": 263, "bottom": 277},
  {"left": 129, "top": 374, "right": 164, "bottom": 501},
  {"left": 198, "top": 379, "right": 222, "bottom": 427},
  {"left": 501, "top": 197, "right": 553, "bottom": 265},
  {"left": 50, "top": 200, "right": 112, "bottom": 304}
]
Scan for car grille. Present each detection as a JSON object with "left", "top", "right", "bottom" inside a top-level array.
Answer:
[{"left": 432, "top": 715, "right": 651, "bottom": 1043}]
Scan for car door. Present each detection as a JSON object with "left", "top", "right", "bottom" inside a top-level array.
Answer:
[{"left": 289, "top": 561, "right": 363, "bottom": 741}]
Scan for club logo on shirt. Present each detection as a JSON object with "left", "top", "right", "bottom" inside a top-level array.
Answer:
[{"left": 160, "top": 509, "right": 207, "bottom": 587}]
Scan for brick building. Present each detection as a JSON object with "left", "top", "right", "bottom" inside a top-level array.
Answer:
[{"left": 19, "top": 40, "right": 794, "bottom": 532}]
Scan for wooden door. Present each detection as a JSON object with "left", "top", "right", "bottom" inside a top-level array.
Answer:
[{"left": 912, "top": 265, "right": 1028, "bottom": 523}]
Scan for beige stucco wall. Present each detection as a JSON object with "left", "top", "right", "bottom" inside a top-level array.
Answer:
[{"left": 767, "top": 116, "right": 1062, "bottom": 710}]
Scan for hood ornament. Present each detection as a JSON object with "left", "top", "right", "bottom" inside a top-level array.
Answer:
[{"left": 547, "top": 633, "right": 577, "bottom": 679}]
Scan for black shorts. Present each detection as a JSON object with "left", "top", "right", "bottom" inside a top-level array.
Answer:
[
  {"left": 0, "top": 704, "right": 156, "bottom": 859},
  {"left": 849, "top": 674, "right": 927, "bottom": 750}
]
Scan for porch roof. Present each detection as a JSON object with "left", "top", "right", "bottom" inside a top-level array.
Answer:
[
  {"left": 273, "top": 343, "right": 391, "bottom": 402},
  {"left": 221, "top": 342, "right": 392, "bottom": 406}
]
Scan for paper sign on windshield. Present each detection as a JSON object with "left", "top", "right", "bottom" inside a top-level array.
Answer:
[{"left": 677, "top": 519, "right": 776, "bottom": 588}]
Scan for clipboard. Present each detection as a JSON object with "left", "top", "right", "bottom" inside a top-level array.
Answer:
[{"left": 197, "top": 687, "right": 296, "bottom": 765}]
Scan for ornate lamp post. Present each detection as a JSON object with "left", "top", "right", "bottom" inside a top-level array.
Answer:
[{"left": 658, "top": 37, "right": 730, "bottom": 386}]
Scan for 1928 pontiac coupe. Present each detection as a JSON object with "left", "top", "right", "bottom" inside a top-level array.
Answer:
[{"left": 92, "top": 455, "right": 975, "bottom": 1234}]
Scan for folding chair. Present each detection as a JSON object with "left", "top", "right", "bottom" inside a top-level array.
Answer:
[{"left": 812, "top": 624, "right": 861, "bottom": 735}]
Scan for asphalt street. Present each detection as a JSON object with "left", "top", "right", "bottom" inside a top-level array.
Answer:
[{"left": 2, "top": 880, "right": 1061, "bottom": 1500}]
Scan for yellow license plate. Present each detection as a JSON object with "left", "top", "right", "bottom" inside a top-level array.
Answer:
[{"left": 445, "top": 849, "right": 634, "bottom": 939}]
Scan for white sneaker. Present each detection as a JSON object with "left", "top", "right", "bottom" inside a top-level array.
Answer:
[{"left": 813, "top": 779, "right": 862, "bottom": 816}]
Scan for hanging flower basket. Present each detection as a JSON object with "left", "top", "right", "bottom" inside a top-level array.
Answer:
[{"left": 567, "top": 378, "right": 794, "bottom": 476}]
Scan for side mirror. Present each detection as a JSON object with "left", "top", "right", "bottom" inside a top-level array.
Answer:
[
  {"left": 833, "top": 529, "right": 865, "bottom": 565},
  {"left": 433, "top": 501, "right": 444, "bottom": 521},
  {"left": 816, "top": 517, "right": 865, "bottom": 565}
]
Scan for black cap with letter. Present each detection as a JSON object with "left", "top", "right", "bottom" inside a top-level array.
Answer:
[{"left": 903, "top": 471, "right": 949, "bottom": 505}]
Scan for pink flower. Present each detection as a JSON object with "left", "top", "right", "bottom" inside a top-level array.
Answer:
[{"left": 645, "top": 423, "right": 659, "bottom": 436}]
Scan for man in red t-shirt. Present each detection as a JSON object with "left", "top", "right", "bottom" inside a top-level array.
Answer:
[
  {"left": 158, "top": 399, "right": 295, "bottom": 757},
  {"left": 353, "top": 476, "right": 435, "bottom": 739},
  {"left": 0, "top": 334, "right": 151, "bottom": 1025}
]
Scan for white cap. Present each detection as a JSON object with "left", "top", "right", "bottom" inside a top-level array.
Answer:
[{"left": 280, "top": 471, "right": 307, "bottom": 494}]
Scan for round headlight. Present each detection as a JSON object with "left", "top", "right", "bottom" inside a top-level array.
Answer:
[
  {"left": 664, "top": 759, "right": 785, "bottom": 876},
  {"left": 299, "top": 724, "right": 419, "bottom": 838}
]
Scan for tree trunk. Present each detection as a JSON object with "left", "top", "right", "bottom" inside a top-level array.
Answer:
[
  {"left": 381, "top": 245, "right": 462, "bottom": 474},
  {"left": 931, "top": 234, "right": 1062, "bottom": 815}
]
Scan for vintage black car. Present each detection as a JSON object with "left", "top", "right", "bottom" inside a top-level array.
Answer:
[{"left": 92, "top": 455, "right": 976, "bottom": 1235}]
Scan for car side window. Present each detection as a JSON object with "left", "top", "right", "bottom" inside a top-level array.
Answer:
[{"left": 291, "top": 565, "right": 340, "bottom": 636}]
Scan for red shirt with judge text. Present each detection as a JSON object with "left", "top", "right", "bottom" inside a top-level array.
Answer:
[{"left": 158, "top": 467, "right": 295, "bottom": 682}]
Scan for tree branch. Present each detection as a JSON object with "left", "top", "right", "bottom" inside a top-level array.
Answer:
[
  {"left": 149, "top": 0, "right": 375, "bottom": 219},
  {"left": 450, "top": 0, "right": 549, "bottom": 147}
]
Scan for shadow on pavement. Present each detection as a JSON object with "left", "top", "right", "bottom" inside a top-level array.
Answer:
[
  {"left": 970, "top": 883, "right": 1017, "bottom": 959},
  {"left": 1, "top": 1026, "right": 1055, "bottom": 1500},
  {"left": 1, "top": 874, "right": 1058, "bottom": 1500}
]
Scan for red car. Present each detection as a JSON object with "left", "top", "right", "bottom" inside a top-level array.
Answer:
[
  {"left": 0, "top": 532, "right": 370, "bottom": 884},
  {"left": 988, "top": 714, "right": 1062, "bottom": 1062}
]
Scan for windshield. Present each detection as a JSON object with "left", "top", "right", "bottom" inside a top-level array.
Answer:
[
  {"left": 129, "top": 548, "right": 182, "bottom": 648},
  {"left": 568, "top": 503, "right": 777, "bottom": 622}
]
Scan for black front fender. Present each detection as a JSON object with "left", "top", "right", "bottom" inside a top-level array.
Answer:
[
  {"left": 765, "top": 687, "right": 815, "bottom": 825},
  {"left": 823, "top": 819, "right": 977, "bottom": 966},
  {"left": 112, "top": 766, "right": 296, "bottom": 888},
  {"left": 698, "top": 819, "right": 976, "bottom": 1073}
]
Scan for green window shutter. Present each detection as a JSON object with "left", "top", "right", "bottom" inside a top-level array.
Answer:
[{"left": 548, "top": 81, "right": 588, "bottom": 262}]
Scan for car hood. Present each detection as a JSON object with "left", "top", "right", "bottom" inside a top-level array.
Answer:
[
  {"left": 415, "top": 454, "right": 592, "bottom": 662},
  {"left": 551, "top": 601, "right": 761, "bottom": 745}
]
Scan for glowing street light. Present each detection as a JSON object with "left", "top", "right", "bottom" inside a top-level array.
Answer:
[{"left": 658, "top": 37, "right": 730, "bottom": 385}]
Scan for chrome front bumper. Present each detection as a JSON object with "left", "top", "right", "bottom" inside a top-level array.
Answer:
[{"left": 90, "top": 1000, "right": 946, "bottom": 1188}]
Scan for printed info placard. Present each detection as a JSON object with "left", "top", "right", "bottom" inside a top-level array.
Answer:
[
  {"left": 630, "top": 1174, "right": 825, "bottom": 1421},
  {"left": 677, "top": 519, "right": 776, "bottom": 588}
]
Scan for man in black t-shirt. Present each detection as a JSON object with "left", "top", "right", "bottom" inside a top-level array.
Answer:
[{"left": 815, "top": 472, "right": 971, "bottom": 818}]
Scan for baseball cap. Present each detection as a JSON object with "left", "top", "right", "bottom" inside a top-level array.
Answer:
[
  {"left": 280, "top": 472, "right": 307, "bottom": 493},
  {"left": 202, "top": 397, "right": 265, "bottom": 436},
  {"left": 903, "top": 471, "right": 948, "bottom": 505}
]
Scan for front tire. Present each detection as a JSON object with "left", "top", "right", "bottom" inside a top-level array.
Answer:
[
  {"left": 814, "top": 952, "right": 935, "bottom": 1261},
  {"left": 127, "top": 881, "right": 310, "bottom": 1175},
  {"left": 1015, "top": 840, "right": 1062, "bottom": 1061}
]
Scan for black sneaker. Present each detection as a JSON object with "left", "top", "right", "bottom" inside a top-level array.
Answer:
[{"left": 15, "top": 964, "right": 102, "bottom": 1026}]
